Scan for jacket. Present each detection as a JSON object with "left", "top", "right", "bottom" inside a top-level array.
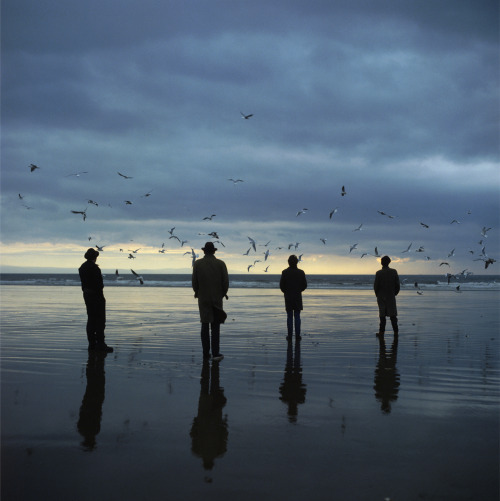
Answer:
[{"left": 192, "top": 254, "right": 229, "bottom": 323}]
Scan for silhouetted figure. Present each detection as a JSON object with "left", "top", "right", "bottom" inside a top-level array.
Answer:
[
  {"left": 374, "top": 335, "right": 400, "bottom": 414},
  {"left": 192, "top": 242, "right": 229, "bottom": 361},
  {"left": 77, "top": 351, "right": 107, "bottom": 450},
  {"left": 374, "top": 255, "right": 400, "bottom": 336},
  {"left": 280, "top": 255, "right": 307, "bottom": 340},
  {"left": 190, "top": 361, "right": 228, "bottom": 470},
  {"left": 279, "top": 340, "right": 307, "bottom": 423},
  {"left": 78, "top": 248, "right": 113, "bottom": 352}
]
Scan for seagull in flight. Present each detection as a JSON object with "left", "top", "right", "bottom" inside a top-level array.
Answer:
[
  {"left": 341, "top": 186, "right": 346, "bottom": 197},
  {"left": 240, "top": 112, "right": 253, "bottom": 119},
  {"left": 296, "top": 208, "right": 308, "bottom": 216},
  {"left": 66, "top": 171, "right": 88, "bottom": 177},
  {"left": 203, "top": 214, "right": 216, "bottom": 221},
  {"left": 329, "top": 207, "right": 339, "bottom": 219},
  {"left": 481, "top": 226, "right": 492, "bottom": 238},
  {"left": 95, "top": 245, "right": 106, "bottom": 252},
  {"left": 448, "top": 248, "right": 455, "bottom": 258},
  {"left": 353, "top": 224, "right": 363, "bottom": 232},
  {"left": 420, "top": 222, "right": 429, "bottom": 228},
  {"left": 131, "top": 269, "right": 144, "bottom": 285},
  {"left": 228, "top": 178, "right": 244, "bottom": 184},
  {"left": 71, "top": 209, "right": 87, "bottom": 221},
  {"left": 402, "top": 243, "right": 412, "bottom": 253},
  {"left": 248, "top": 237, "right": 257, "bottom": 252},
  {"left": 320, "top": 238, "right": 327, "bottom": 245},
  {"left": 118, "top": 171, "right": 133, "bottom": 179},
  {"left": 378, "top": 211, "right": 395, "bottom": 219},
  {"left": 29, "top": 164, "right": 40, "bottom": 172},
  {"left": 349, "top": 244, "right": 358, "bottom": 253}
]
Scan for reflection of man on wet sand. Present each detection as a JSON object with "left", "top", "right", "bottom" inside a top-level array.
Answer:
[
  {"left": 373, "top": 335, "right": 400, "bottom": 414},
  {"left": 77, "top": 351, "right": 107, "bottom": 451},
  {"left": 190, "top": 362, "right": 228, "bottom": 470},
  {"left": 279, "top": 341, "right": 307, "bottom": 423}
]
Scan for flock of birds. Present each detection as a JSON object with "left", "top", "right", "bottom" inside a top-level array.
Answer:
[{"left": 19, "top": 115, "right": 497, "bottom": 289}]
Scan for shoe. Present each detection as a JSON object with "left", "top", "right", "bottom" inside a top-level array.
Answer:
[
  {"left": 212, "top": 354, "right": 224, "bottom": 361},
  {"left": 96, "top": 343, "right": 114, "bottom": 353}
]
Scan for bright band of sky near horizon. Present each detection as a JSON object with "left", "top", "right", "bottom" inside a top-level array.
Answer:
[{"left": 1, "top": 1, "right": 499, "bottom": 275}]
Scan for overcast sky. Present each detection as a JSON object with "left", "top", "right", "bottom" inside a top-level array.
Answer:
[{"left": 1, "top": 0, "right": 499, "bottom": 275}]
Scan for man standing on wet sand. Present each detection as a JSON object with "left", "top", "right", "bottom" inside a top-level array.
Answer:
[
  {"left": 374, "top": 255, "right": 400, "bottom": 336},
  {"left": 280, "top": 255, "right": 307, "bottom": 341},
  {"left": 192, "top": 242, "right": 229, "bottom": 361},
  {"left": 79, "top": 248, "right": 113, "bottom": 352}
]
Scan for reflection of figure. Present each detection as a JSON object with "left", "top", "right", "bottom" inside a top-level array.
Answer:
[
  {"left": 374, "top": 255, "right": 400, "bottom": 336},
  {"left": 190, "top": 362, "right": 228, "bottom": 470},
  {"left": 78, "top": 248, "right": 113, "bottom": 352},
  {"left": 374, "top": 335, "right": 400, "bottom": 414},
  {"left": 192, "top": 242, "right": 229, "bottom": 361},
  {"left": 77, "top": 351, "right": 107, "bottom": 451},
  {"left": 280, "top": 255, "right": 307, "bottom": 341},
  {"left": 279, "top": 341, "right": 307, "bottom": 423}
]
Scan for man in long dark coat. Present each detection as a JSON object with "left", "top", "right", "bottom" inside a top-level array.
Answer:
[
  {"left": 79, "top": 248, "right": 113, "bottom": 352},
  {"left": 280, "top": 255, "right": 307, "bottom": 341},
  {"left": 192, "top": 242, "right": 229, "bottom": 360},
  {"left": 374, "top": 255, "right": 400, "bottom": 336}
]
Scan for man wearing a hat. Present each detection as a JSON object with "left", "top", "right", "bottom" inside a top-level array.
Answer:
[
  {"left": 192, "top": 242, "right": 229, "bottom": 361},
  {"left": 78, "top": 248, "right": 113, "bottom": 352}
]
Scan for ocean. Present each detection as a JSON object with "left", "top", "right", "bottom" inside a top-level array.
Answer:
[{"left": 1, "top": 272, "right": 499, "bottom": 291}]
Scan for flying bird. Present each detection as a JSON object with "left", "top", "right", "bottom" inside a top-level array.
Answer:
[
  {"left": 95, "top": 245, "right": 106, "bottom": 252},
  {"left": 353, "top": 224, "right": 363, "bottom": 232},
  {"left": 402, "top": 243, "right": 412, "bottom": 253},
  {"left": 228, "top": 178, "right": 244, "bottom": 184},
  {"left": 117, "top": 172, "right": 133, "bottom": 179},
  {"left": 71, "top": 209, "right": 87, "bottom": 221},
  {"left": 481, "top": 226, "right": 492, "bottom": 238},
  {"left": 341, "top": 186, "right": 346, "bottom": 196},
  {"left": 66, "top": 171, "right": 88, "bottom": 177},
  {"left": 448, "top": 248, "right": 455, "bottom": 258},
  {"left": 320, "top": 238, "right": 327, "bottom": 245},
  {"left": 296, "top": 208, "right": 308, "bottom": 216},
  {"left": 87, "top": 200, "right": 99, "bottom": 206},
  {"left": 240, "top": 112, "right": 253, "bottom": 119},
  {"left": 248, "top": 237, "right": 257, "bottom": 252},
  {"left": 203, "top": 214, "right": 216, "bottom": 220},
  {"left": 29, "top": 164, "right": 40, "bottom": 172},
  {"left": 378, "top": 211, "right": 395, "bottom": 219},
  {"left": 329, "top": 208, "right": 339, "bottom": 219},
  {"left": 131, "top": 269, "right": 144, "bottom": 285},
  {"left": 420, "top": 222, "right": 429, "bottom": 228},
  {"left": 349, "top": 244, "right": 358, "bottom": 253}
]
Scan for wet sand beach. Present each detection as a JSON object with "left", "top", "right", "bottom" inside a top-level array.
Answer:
[{"left": 1, "top": 285, "right": 499, "bottom": 501}]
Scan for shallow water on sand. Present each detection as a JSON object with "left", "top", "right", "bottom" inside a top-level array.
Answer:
[{"left": 1, "top": 286, "right": 499, "bottom": 501}]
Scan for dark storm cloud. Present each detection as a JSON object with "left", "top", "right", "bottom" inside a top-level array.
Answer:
[{"left": 1, "top": 0, "right": 498, "bottom": 272}]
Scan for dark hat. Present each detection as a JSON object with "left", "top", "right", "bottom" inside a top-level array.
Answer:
[
  {"left": 202, "top": 241, "right": 217, "bottom": 253},
  {"left": 84, "top": 248, "right": 100, "bottom": 260}
]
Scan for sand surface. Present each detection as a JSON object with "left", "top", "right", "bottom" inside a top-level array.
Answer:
[{"left": 1, "top": 285, "right": 499, "bottom": 500}]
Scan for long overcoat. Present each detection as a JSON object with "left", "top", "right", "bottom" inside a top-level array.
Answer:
[
  {"left": 374, "top": 267, "right": 400, "bottom": 317},
  {"left": 280, "top": 267, "right": 307, "bottom": 311},
  {"left": 192, "top": 254, "right": 229, "bottom": 323}
]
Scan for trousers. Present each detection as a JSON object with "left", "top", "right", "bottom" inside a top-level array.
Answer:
[
  {"left": 287, "top": 310, "right": 301, "bottom": 336},
  {"left": 84, "top": 292, "right": 106, "bottom": 347},
  {"left": 201, "top": 322, "right": 221, "bottom": 357}
]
